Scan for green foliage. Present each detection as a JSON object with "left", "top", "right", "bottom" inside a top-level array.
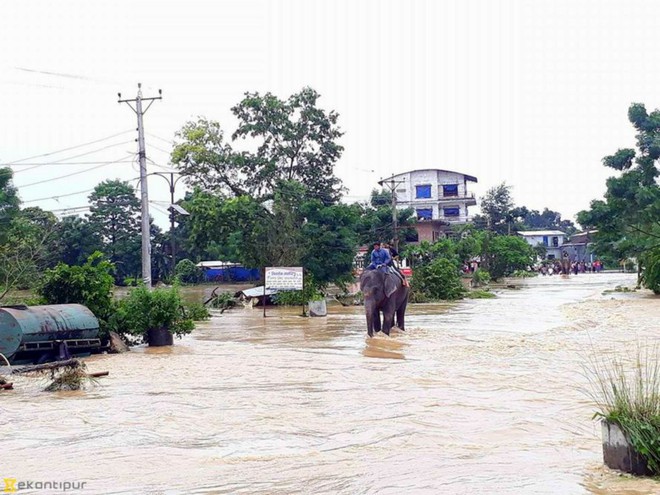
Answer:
[
  {"left": 273, "top": 274, "right": 324, "bottom": 306},
  {"left": 112, "top": 286, "right": 194, "bottom": 342},
  {"left": 466, "top": 289, "right": 496, "bottom": 299},
  {"left": 87, "top": 180, "right": 142, "bottom": 283},
  {"left": 640, "top": 249, "right": 660, "bottom": 294},
  {"left": 172, "top": 87, "right": 344, "bottom": 205},
  {"left": 578, "top": 102, "right": 660, "bottom": 292},
  {"left": 38, "top": 252, "right": 115, "bottom": 338},
  {"left": 411, "top": 258, "right": 466, "bottom": 301},
  {"left": 183, "top": 302, "right": 211, "bottom": 321},
  {"left": 584, "top": 345, "right": 660, "bottom": 474},
  {"left": 179, "top": 181, "right": 359, "bottom": 287},
  {"left": 478, "top": 183, "right": 576, "bottom": 235},
  {"left": 52, "top": 216, "right": 102, "bottom": 267},
  {"left": 472, "top": 269, "right": 491, "bottom": 287},
  {"left": 208, "top": 292, "right": 237, "bottom": 311},
  {"left": 0, "top": 167, "right": 20, "bottom": 242},
  {"left": 175, "top": 258, "right": 203, "bottom": 284},
  {"left": 482, "top": 235, "right": 536, "bottom": 280},
  {"left": 480, "top": 183, "right": 514, "bottom": 235},
  {"left": 354, "top": 189, "right": 417, "bottom": 246}
]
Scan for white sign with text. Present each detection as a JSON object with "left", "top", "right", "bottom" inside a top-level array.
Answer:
[{"left": 265, "top": 267, "right": 304, "bottom": 290}]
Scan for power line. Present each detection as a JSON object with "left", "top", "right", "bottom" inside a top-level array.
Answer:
[
  {"left": 2, "top": 130, "right": 134, "bottom": 164},
  {"left": 16, "top": 153, "right": 134, "bottom": 188},
  {"left": 10, "top": 141, "right": 135, "bottom": 173},
  {"left": 146, "top": 132, "right": 174, "bottom": 145},
  {"left": 21, "top": 172, "right": 145, "bottom": 204}
]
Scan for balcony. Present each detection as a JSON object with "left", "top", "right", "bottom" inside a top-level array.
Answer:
[{"left": 437, "top": 191, "right": 477, "bottom": 206}]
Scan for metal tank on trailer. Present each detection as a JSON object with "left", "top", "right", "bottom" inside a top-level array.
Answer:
[{"left": 0, "top": 304, "right": 101, "bottom": 364}]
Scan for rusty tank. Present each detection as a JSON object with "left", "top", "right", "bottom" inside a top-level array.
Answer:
[{"left": 0, "top": 304, "right": 101, "bottom": 364}]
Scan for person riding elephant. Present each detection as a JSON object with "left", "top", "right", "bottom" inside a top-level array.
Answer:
[
  {"left": 366, "top": 242, "right": 391, "bottom": 271},
  {"left": 359, "top": 266, "right": 410, "bottom": 337}
]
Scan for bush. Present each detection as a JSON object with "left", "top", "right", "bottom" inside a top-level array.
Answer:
[
  {"left": 471, "top": 269, "right": 491, "bottom": 287},
  {"left": 208, "top": 292, "right": 237, "bottom": 311},
  {"left": 38, "top": 252, "right": 115, "bottom": 340},
  {"left": 272, "top": 273, "right": 324, "bottom": 306},
  {"left": 584, "top": 345, "right": 660, "bottom": 474},
  {"left": 641, "top": 249, "right": 660, "bottom": 295},
  {"left": 466, "top": 289, "right": 496, "bottom": 299},
  {"left": 111, "top": 286, "right": 194, "bottom": 343},
  {"left": 184, "top": 302, "right": 210, "bottom": 321},
  {"left": 175, "top": 259, "right": 203, "bottom": 284},
  {"left": 411, "top": 258, "right": 466, "bottom": 301}
]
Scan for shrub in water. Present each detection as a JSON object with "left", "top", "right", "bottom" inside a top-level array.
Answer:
[
  {"left": 175, "top": 259, "right": 203, "bottom": 284},
  {"left": 111, "top": 286, "right": 194, "bottom": 343},
  {"left": 411, "top": 258, "right": 466, "bottom": 301},
  {"left": 584, "top": 345, "right": 660, "bottom": 474}
]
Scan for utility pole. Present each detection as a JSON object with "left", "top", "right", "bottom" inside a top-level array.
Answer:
[
  {"left": 118, "top": 83, "right": 162, "bottom": 288},
  {"left": 380, "top": 178, "right": 406, "bottom": 251}
]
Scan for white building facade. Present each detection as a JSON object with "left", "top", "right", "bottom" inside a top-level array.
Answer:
[
  {"left": 518, "top": 230, "right": 567, "bottom": 259},
  {"left": 379, "top": 169, "right": 478, "bottom": 242}
]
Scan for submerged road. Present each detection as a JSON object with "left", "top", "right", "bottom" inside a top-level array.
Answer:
[{"left": 2, "top": 273, "right": 659, "bottom": 494}]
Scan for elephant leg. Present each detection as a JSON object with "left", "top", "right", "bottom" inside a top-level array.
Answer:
[
  {"left": 396, "top": 289, "right": 409, "bottom": 331},
  {"left": 382, "top": 302, "right": 396, "bottom": 336},
  {"left": 366, "top": 312, "right": 374, "bottom": 337},
  {"left": 373, "top": 309, "right": 382, "bottom": 333}
]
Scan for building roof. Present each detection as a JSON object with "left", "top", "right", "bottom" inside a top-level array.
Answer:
[
  {"left": 517, "top": 230, "right": 566, "bottom": 237},
  {"left": 196, "top": 261, "right": 241, "bottom": 268},
  {"left": 379, "top": 168, "right": 478, "bottom": 184}
]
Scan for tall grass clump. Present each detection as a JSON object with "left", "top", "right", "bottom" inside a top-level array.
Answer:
[{"left": 584, "top": 345, "right": 660, "bottom": 474}]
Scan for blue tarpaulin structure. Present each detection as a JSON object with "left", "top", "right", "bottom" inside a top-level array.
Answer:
[{"left": 196, "top": 261, "right": 260, "bottom": 282}]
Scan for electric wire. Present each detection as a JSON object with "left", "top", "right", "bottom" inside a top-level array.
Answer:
[
  {"left": 8, "top": 141, "right": 136, "bottom": 173},
  {"left": 16, "top": 153, "right": 135, "bottom": 188},
  {"left": 2, "top": 130, "right": 134, "bottom": 164}
]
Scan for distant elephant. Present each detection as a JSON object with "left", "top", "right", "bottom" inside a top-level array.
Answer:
[{"left": 359, "top": 269, "right": 410, "bottom": 337}]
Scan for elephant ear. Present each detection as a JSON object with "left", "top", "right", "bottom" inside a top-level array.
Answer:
[{"left": 384, "top": 274, "right": 399, "bottom": 298}]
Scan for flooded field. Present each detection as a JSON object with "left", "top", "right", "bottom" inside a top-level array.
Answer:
[{"left": 2, "top": 273, "right": 660, "bottom": 494}]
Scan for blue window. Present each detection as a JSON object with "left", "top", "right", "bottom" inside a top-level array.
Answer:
[
  {"left": 416, "top": 208, "right": 433, "bottom": 220},
  {"left": 443, "top": 207, "right": 460, "bottom": 217},
  {"left": 442, "top": 184, "right": 458, "bottom": 197},
  {"left": 415, "top": 185, "right": 432, "bottom": 199},
  {"left": 543, "top": 236, "right": 549, "bottom": 246}
]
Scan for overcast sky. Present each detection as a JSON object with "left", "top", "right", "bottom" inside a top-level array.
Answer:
[{"left": 1, "top": 0, "right": 658, "bottom": 227}]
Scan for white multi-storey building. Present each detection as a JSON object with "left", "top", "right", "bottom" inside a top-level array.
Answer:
[
  {"left": 379, "top": 168, "right": 478, "bottom": 242},
  {"left": 517, "top": 230, "right": 567, "bottom": 259}
]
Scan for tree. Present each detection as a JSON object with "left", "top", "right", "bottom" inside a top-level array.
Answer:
[
  {"left": 52, "top": 216, "right": 102, "bottom": 267},
  {"left": 0, "top": 167, "right": 20, "bottom": 243},
  {"left": 578, "top": 103, "right": 660, "bottom": 292},
  {"left": 481, "top": 235, "right": 536, "bottom": 280},
  {"left": 87, "top": 180, "right": 142, "bottom": 283},
  {"left": 479, "top": 183, "right": 514, "bottom": 234},
  {"left": 354, "top": 189, "right": 416, "bottom": 246},
  {"left": 172, "top": 88, "right": 344, "bottom": 205}
]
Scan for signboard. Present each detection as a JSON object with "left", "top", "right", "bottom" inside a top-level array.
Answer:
[{"left": 265, "top": 267, "right": 303, "bottom": 290}]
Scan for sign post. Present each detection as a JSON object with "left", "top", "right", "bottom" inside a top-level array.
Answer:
[{"left": 263, "top": 267, "right": 304, "bottom": 318}]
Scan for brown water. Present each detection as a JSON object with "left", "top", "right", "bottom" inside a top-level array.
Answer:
[{"left": 3, "top": 273, "right": 660, "bottom": 494}]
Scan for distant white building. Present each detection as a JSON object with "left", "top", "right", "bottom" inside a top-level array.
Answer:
[
  {"left": 518, "top": 230, "right": 567, "bottom": 259},
  {"left": 379, "top": 168, "right": 478, "bottom": 243}
]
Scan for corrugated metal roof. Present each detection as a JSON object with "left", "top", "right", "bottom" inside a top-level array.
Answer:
[
  {"left": 197, "top": 261, "right": 241, "bottom": 268},
  {"left": 379, "top": 168, "right": 478, "bottom": 184},
  {"left": 238, "top": 286, "right": 280, "bottom": 298},
  {"left": 517, "top": 230, "right": 566, "bottom": 237}
]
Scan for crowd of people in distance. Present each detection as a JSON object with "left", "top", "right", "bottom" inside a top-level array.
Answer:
[{"left": 537, "top": 259, "right": 603, "bottom": 276}]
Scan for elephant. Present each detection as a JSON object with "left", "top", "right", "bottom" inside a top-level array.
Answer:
[{"left": 359, "top": 268, "right": 410, "bottom": 337}]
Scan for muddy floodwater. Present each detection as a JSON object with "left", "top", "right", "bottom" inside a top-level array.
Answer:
[{"left": 3, "top": 273, "right": 660, "bottom": 494}]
